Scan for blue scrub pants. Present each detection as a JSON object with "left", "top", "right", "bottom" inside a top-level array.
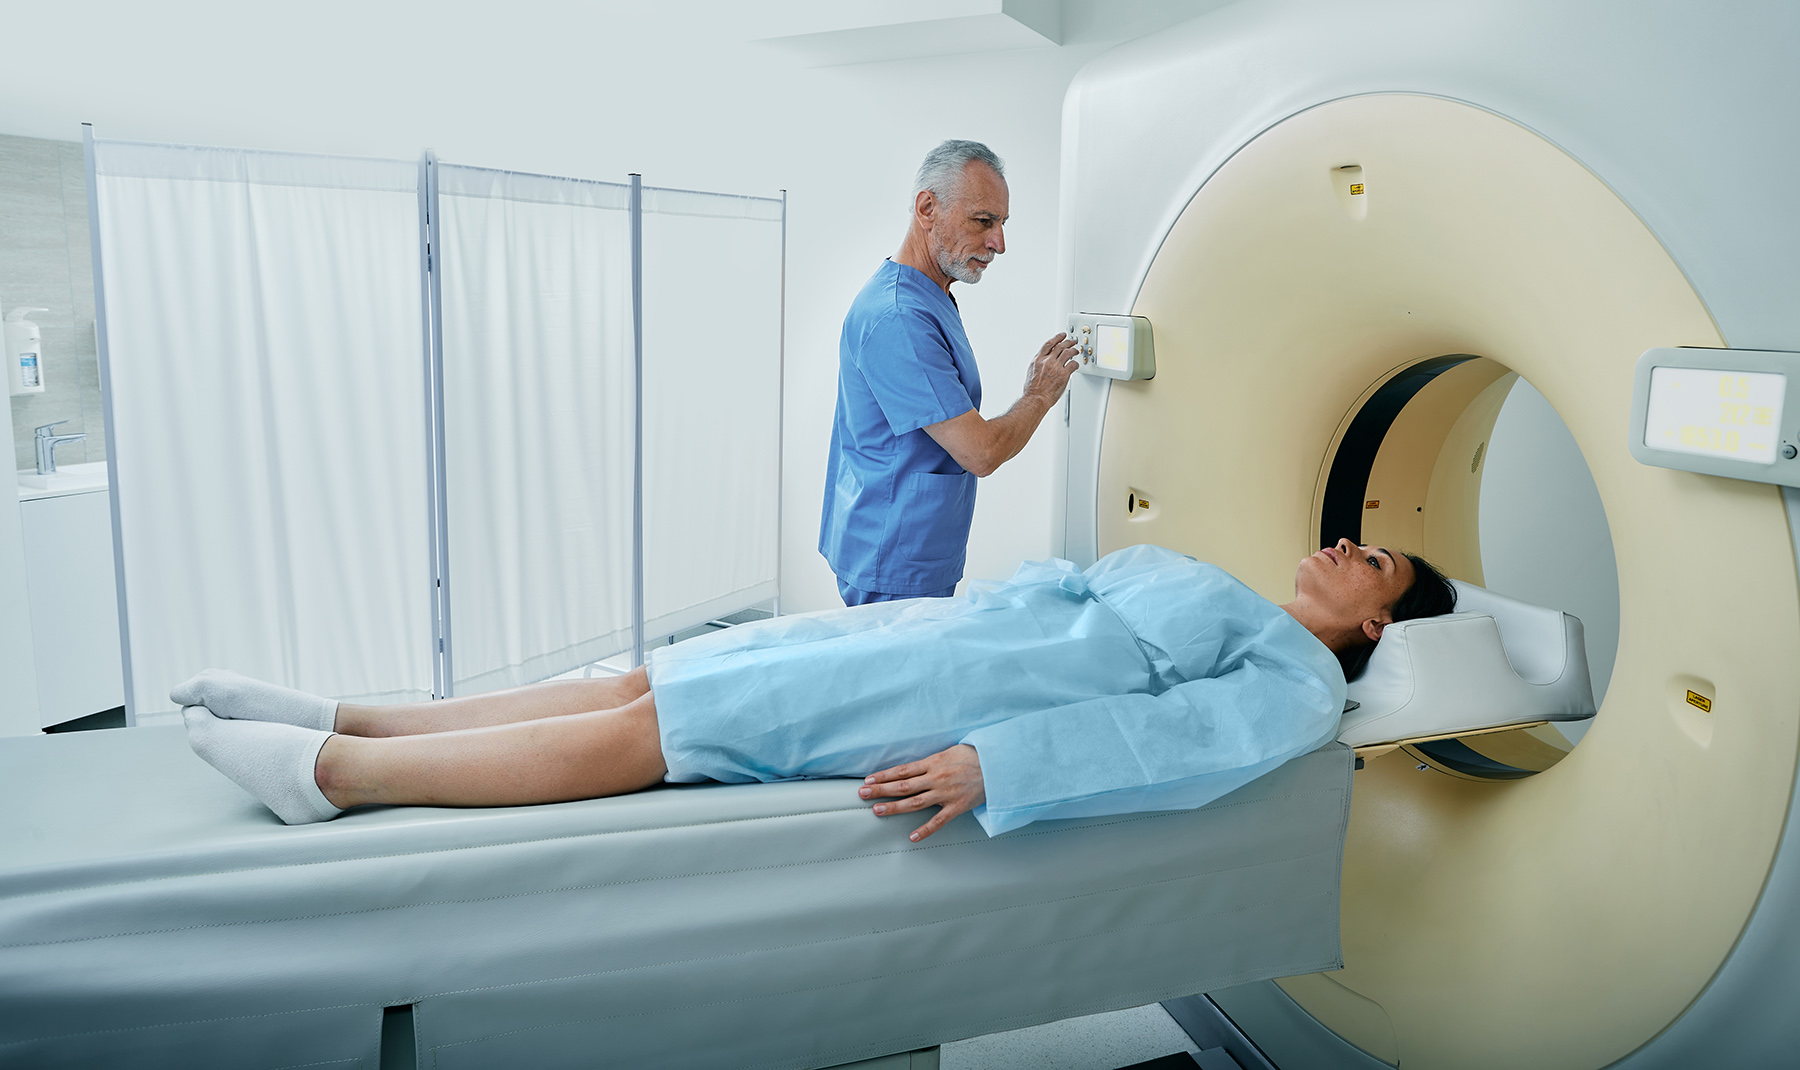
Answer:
[{"left": 837, "top": 579, "right": 957, "bottom": 606}]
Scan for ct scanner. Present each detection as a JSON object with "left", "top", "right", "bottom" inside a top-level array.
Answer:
[
  {"left": 1051, "top": 1, "right": 1800, "bottom": 1066},
  {"left": 5, "top": 4, "right": 1798, "bottom": 1068}
]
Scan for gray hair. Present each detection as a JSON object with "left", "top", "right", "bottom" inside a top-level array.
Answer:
[{"left": 913, "top": 140, "right": 1005, "bottom": 204}]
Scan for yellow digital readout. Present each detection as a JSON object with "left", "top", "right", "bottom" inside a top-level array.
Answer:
[
  {"left": 1645, "top": 366, "right": 1786, "bottom": 465},
  {"left": 1095, "top": 323, "right": 1130, "bottom": 372}
]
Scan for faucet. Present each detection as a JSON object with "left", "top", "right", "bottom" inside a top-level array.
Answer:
[{"left": 34, "top": 421, "right": 86, "bottom": 476}]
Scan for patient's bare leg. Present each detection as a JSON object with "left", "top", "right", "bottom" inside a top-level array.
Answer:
[
  {"left": 316, "top": 690, "right": 667, "bottom": 810},
  {"left": 173, "top": 666, "right": 652, "bottom": 737},
  {"left": 335, "top": 666, "right": 651, "bottom": 738}
]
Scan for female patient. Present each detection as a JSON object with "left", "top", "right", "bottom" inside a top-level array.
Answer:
[{"left": 177, "top": 541, "right": 1453, "bottom": 841}]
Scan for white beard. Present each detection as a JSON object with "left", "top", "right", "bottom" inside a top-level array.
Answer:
[{"left": 933, "top": 238, "right": 991, "bottom": 284}]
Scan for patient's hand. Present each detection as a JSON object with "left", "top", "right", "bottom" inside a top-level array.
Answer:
[{"left": 861, "top": 744, "right": 986, "bottom": 842}]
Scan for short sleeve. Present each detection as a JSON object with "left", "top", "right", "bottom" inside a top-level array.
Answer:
[{"left": 853, "top": 309, "right": 976, "bottom": 437}]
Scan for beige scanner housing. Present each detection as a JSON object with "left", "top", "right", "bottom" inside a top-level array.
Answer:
[{"left": 1074, "top": 93, "right": 1800, "bottom": 1069}]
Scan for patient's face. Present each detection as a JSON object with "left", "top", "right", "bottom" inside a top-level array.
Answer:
[{"left": 1296, "top": 538, "right": 1416, "bottom": 631}]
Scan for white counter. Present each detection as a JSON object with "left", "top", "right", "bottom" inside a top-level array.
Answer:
[{"left": 17, "top": 460, "right": 111, "bottom": 502}]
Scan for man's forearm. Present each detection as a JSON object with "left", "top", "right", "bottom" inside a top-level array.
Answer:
[
  {"left": 973, "top": 392, "right": 1057, "bottom": 475},
  {"left": 923, "top": 331, "right": 1077, "bottom": 475},
  {"left": 925, "top": 390, "right": 1059, "bottom": 477}
]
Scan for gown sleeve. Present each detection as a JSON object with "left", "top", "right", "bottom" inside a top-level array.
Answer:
[{"left": 960, "top": 650, "right": 1343, "bottom": 836}]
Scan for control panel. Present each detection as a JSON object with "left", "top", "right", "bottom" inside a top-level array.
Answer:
[
  {"left": 1629, "top": 347, "right": 1800, "bottom": 487},
  {"left": 1067, "top": 313, "right": 1155, "bottom": 381}
]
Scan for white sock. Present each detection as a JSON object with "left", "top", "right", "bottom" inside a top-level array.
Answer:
[
  {"left": 183, "top": 706, "right": 342, "bottom": 824},
  {"left": 170, "top": 669, "right": 339, "bottom": 732}
]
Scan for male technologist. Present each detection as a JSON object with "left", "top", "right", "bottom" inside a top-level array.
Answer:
[{"left": 819, "top": 140, "right": 1080, "bottom": 605}]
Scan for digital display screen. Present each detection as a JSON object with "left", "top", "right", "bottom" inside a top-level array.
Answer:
[
  {"left": 1095, "top": 324, "right": 1130, "bottom": 372},
  {"left": 1644, "top": 366, "right": 1786, "bottom": 464}
]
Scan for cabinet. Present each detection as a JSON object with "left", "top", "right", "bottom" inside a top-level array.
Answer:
[{"left": 19, "top": 485, "right": 125, "bottom": 727}]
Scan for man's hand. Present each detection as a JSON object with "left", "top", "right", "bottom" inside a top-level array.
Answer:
[
  {"left": 860, "top": 743, "right": 986, "bottom": 842},
  {"left": 1022, "top": 332, "right": 1080, "bottom": 405}
]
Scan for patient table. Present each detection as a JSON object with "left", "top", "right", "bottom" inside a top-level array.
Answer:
[
  {"left": 0, "top": 726, "right": 1353, "bottom": 1069},
  {"left": 0, "top": 580, "right": 1590, "bottom": 1068}
]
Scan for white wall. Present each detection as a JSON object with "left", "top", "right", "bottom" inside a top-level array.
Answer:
[{"left": 0, "top": 1, "right": 1227, "bottom": 613}]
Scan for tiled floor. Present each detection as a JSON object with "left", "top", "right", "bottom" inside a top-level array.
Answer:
[{"left": 941, "top": 1003, "right": 1200, "bottom": 1070}]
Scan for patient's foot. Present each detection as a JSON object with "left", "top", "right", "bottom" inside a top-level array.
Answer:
[
  {"left": 171, "top": 669, "right": 339, "bottom": 732},
  {"left": 183, "top": 706, "right": 342, "bottom": 824}
]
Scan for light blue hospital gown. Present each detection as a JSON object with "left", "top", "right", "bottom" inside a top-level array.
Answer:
[{"left": 648, "top": 544, "right": 1346, "bottom": 836}]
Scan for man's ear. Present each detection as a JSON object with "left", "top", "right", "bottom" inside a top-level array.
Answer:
[
  {"left": 914, "top": 189, "right": 938, "bottom": 227},
  {"left": 1362, "top": 616, "right": 1390, "bottom": 643}
]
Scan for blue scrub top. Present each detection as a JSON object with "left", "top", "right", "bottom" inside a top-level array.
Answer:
[{"left": 819, "top": 260, "right": 982, "bottom": 595}]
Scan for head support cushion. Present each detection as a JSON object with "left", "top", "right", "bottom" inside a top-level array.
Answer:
[{"left": 1337, "top": 580, "right": 1598, "bottom": 748}]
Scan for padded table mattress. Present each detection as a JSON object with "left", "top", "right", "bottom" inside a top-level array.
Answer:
[{"left": 0, "top": 726, "right": 1353, "bottom": 1069}]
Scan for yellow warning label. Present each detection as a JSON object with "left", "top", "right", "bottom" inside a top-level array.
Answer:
[
  {"left": 1364, "top": 500, "right": 1380, "bottom": 509},
  {"left": 1349, "top": 183, "right": 1365, "bottom": 195},
  {"left": 1686, "top": 690, "right": 1713, "bottom": 713}
]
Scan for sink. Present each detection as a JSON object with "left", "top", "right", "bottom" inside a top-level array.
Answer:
[{"left": 18, "top": 461, "right": 110, "bottom": 497}]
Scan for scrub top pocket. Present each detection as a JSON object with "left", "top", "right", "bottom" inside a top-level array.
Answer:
[{"left": 886, "top": 470, "right": 978, "bottom": 579}]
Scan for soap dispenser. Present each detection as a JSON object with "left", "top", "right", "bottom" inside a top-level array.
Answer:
[{"left": 5, "top": 308, "right": 49, "bottom": 396}]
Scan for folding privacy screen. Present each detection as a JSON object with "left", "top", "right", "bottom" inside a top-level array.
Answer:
[{"left": 86, "top": 131, "right": 784, "bottom": 721}]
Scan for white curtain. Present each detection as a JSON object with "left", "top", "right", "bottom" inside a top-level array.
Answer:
[
  {"left": 640, "top": 187, "right": 784, "bottom": 639},
  {"left": 93, "top": 142, "right": 431, "bottom": 721},
  {"left": 437, "top": 166, "right": 635, "bottom": 693}
]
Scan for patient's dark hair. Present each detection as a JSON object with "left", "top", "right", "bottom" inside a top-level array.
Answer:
[{"left": 1338, "top": 552, "right": 1457, "bottom": 681}]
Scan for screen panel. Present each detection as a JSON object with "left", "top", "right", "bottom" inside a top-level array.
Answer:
[
  {"left": 1629, "top": 348, "right": 1800, "bottom": 487},
  {"left": 639, "top": 187, "right": 783, "bottom": 641},
  {"left": 93, "top": 140, "right": 432, "bottom": 719},
  {"left": 437, "top": 165, "right": 636, "bottom": 693}
]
